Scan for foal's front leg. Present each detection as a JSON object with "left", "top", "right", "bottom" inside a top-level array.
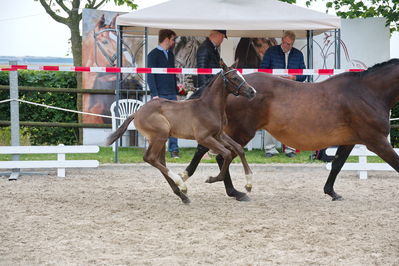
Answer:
[
  {"left": 220, "top": 133, "right": 253, "bottom": 192},
  {"left": 198, "top": 137, "right": 232, "bottom": 183}
]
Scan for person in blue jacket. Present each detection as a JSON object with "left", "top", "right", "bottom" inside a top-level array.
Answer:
[
  {"left": 147, "top": 29, "right": 180, "bottom": 158},
  {"left": 260, "top": 30, "right": 306, "bottom": 158}
]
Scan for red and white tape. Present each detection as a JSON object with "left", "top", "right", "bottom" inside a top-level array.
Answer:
[{"left": 0, "top": 65, "right": 365, "bottom": 75}]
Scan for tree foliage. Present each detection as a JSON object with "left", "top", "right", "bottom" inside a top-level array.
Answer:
[{"left": 306, "top": 0, "right": 398, "bottom": 33}]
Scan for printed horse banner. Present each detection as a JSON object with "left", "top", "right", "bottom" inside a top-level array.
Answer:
[{"left": 82, "top": 9, "right": 144, "bottom": 124}]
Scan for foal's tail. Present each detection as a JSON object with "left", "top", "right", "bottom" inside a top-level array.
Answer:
[{"left": 106, "top": 114, "right": 135, "bottom": 145}]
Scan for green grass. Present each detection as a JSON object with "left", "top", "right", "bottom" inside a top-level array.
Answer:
[{"left": 0, "top": 147, "right": 387, "bottom": 164}]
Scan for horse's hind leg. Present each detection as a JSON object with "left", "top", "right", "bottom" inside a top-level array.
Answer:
[
  {"left": 220, "top": 133, "right": 253, "bottom": 192},
  {"left": 324, "top": 145, "right": 354, "bottom": 201},
  {"left": 179, "top": 144, "right": 209, "bottom": 181},
  {"left": 366, "top": 137, "right": 399, "bottom": 172},
  {"left": 215, "top": 154, "right": 250, "bottom": 202},
  {"left": 144, "top": 140, "right": 189, "bottom": 204}
]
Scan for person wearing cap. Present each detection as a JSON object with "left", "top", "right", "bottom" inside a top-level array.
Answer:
[
  {"left": 260, "top": 30, "right": 306, "bottom": 158},
  {"left": 147, "top": 29, "right": 180, "bottom": 159},
  {"left": 196, "top": 30, "right": 227, "bottom": 88}
]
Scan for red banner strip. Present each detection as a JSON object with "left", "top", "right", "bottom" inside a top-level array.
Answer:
[
  {"left": 166, "top": 68, "right": 182, "bottom": 74},
  {"left": 105, "top": 67, "right": 121, "bottom": 73},
  {"left": 43, "top": 66, "right": 60, "bottom": 71},
  {"left": 136, "top": 68, "right": 152, "bottom": 74},
  {"left": 197, "top": 68, "right": 213, "bottom": 74},
  {"left": 318, "top": 69, "right": 334, "bottom": 75},
  {"left": 74, "top": 67, "right": 91, "bottom": 72},
  {"left": 287, "top": 69, "right": 304, "bottom": 75},
  {"left": 258, "top": 69, "right": 273, "bottom": 73}
]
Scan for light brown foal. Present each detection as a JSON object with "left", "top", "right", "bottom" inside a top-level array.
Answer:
[{"left": 107, "top": 61, "right": 256, "bottom": 203}]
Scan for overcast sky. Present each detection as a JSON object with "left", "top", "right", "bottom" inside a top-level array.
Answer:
[{"left": 0, "top": 0, "right": 398, "bottom": 58}]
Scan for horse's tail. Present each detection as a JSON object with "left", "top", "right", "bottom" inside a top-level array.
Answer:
[{"left": 106, "top": 114, "right": 135, "bottom": 145}]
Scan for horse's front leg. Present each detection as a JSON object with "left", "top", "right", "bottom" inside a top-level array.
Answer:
[
  {"left": 179, "top": 144, "right": 209, "bottom": 182},
  {"left": 198, "top": 137, "right": 232, "bottom": 183},
  {"left": 220, "top": 133, "right": 253, "bottom": 192},
  {"left": 324, "top": 145, "right": 354, "bottom": 201}
]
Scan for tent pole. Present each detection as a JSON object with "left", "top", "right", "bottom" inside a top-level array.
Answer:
[
  {"left": 306, "top": 30, "right": 314, "bottom": 82},
  {"left": 114, "top": 25, "right": 123, "bottom": 163},
  {"left": 144, "top": 27, "right": 149, "bottom": 100},
  {"left": 334, "top": 29, "right": 341, "bottom": 69}
]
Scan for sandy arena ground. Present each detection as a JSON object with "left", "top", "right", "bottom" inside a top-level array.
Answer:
[{"left": 0, "top": 163, "right": 398, "bottom": 265}]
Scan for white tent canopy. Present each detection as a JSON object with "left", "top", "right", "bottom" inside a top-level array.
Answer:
[{"left": 116, "top": 0, "right": 341, "bottom": 38}]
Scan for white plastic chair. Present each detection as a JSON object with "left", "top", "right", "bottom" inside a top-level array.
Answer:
[{"left": 110, "top": 99, "right": 145, "bottom": 151}]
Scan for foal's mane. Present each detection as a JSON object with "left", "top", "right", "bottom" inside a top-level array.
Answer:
[
  {"left": 347, "top": 58, "right": 399, "bottom": 77},
  {"left": 188, "top": 71, "right": 223, "bottom": 100}
]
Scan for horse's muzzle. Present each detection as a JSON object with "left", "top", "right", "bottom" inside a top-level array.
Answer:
[{"left": 247, "top": 87, "right": 257, "bottom": 99}]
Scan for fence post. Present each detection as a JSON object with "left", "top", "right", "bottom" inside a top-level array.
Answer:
[
  {"left": 9, "top": 60, "right": 20, "bottom": 181},
  {"left": 358, "top": 154, "right": 368, "bottom": 179},
  {"left": 57, "top": 144, "right": 66, "bottom": 177}
]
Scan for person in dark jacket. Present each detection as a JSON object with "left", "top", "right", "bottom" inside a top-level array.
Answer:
[
  {"left": 147, "top": 29, "right": 180, "bottom": 158},
  {"left": 196, "top": 30, "right": 227, "bottom": 88},
  {"left": 260, "top": 30, "right": 306, "bottom": 158}
]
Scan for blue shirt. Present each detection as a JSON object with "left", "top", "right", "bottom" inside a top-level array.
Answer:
[{"left": 260, "top": 45, "right": 307, "bottom": 82}]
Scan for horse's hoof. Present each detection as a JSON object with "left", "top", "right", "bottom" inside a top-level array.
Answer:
[
  {"left": 179, "top": 171, "right": 189, "bottom": 182},
  {"left": 326, "top": 190, "right": 343, "bottom": 201},
  {"left": 205, "top": 176, "right": 216, "bottom": 183},
  {"left": 236, "top": 193, "right": 251, "bottom": 202},
  {"left": 332, "top": 194, "right": 343, "bottom": 201},
  {"left": 245, "top": 184, "right": 252, "bottom": 193}
]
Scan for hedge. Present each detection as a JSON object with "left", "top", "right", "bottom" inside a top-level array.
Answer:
[{"left": 0, "top": 70, "right": 79, "bottom": 145}]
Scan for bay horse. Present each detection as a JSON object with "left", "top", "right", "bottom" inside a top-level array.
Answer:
[
  {"left": 106, "top": 61, "right": 257, "bottom": 204},
  {"left": 181, "top": 58, "right": 399, "bottom": 202}
]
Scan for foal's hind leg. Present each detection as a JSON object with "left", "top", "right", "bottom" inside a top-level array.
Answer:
[
  {"left": 220, "top": 133, "right": 253, "bottom": 192},
  {"left": 144, "top": 140, "right": 189, "bottom": 204},
  {"left": 324, "top": 145, "right": 354, "bottom": 201}
]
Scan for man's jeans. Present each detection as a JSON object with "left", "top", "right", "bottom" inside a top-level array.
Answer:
[{"left": 158, "top": 94, "right": 179, "bottom": 153}]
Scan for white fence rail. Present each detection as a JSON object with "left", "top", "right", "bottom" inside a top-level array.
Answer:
[
  {"left": 325, "top": 145, "right": 399, "bottom": 179},
  {"left": 0, "top": 144, "right": 99, "bottom": 179}
]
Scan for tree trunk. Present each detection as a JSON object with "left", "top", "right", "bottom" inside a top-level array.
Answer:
[{"left": 69, "top": 16, "right": 83, "bottom": 144}]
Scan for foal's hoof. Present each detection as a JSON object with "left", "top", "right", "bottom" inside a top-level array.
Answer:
[
  {"left": 179, "top": 171, "right": 189, "bottom": 182},
  {"left": 182, "top": 197, "right": 191, "bottom": 204},
  {"left": 180, "top": 186, "right": 188, "bottom": 194},
  {"left": 245, "top": 184, "right": 252, "bottom": 193}
]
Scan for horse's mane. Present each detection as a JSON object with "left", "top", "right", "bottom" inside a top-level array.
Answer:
[
  {"left": 347, "top": 58, "right": 399, "bottom": 77},
  {"left": 188, "top": 72, "right": 221, "bottom": 100}
]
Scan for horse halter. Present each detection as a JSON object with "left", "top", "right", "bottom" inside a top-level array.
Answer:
[{"left": 221, "top": 69, "right": 246, "bottom": 96}]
